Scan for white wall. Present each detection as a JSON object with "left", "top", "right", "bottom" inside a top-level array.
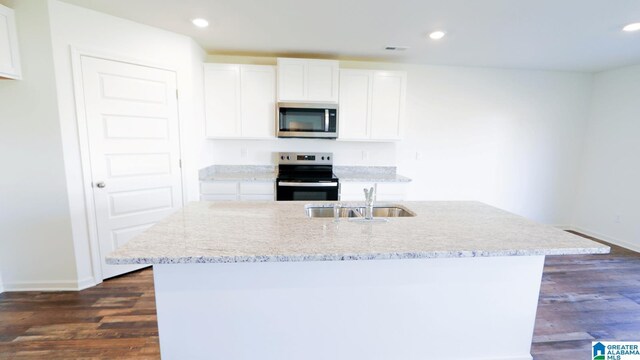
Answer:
[
  {"left": 393, "top": 64, "right": 592, "bottom": 225},
  {"left": 47, "top": 0, "right": 207, "bottom": 287},
  {"left": 0, "top": 0, "right": 78, "bottom": 290},
  {"left": 207, "top": 55, "right": 593, "bottom": 225},
  {"left": 573, "top": 64, "right": 640, "bottom": 250}
]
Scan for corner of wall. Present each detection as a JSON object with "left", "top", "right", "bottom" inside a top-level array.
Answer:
[
  {"left": 567, "top": 71, "right": 597, "bottom": 229},
  {"left": 0, "top": 0, "right": 80, "bottom": 291}
]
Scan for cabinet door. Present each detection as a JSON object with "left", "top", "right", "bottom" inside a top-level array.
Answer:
[
  {"left": 277, "top": 58, "right": 306, "bottom": 101},
  {"left": 339, "top": 70, "right": 371, "bottom": 140},
  {"left": 240, "top": 65, "right": 276, "bottom": 138},
  {"left": 307, "top": 60, "right": 339, "bottom": 102},
  {"left": 239, "top": 181, "right": 275, "bottom": 195},
  {"left": 339, "top": 182, "right": 371, "bottom": 201},
  {"left": 0, "top": 4, "right": 21, "bottom": 79},
  {"left": 204, "top": 64, "right": 241, "bottom": 137},
  {"left": 370, "top": 71, "right": 406, "bottom": 140}
]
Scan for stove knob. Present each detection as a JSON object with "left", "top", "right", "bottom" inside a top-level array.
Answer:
[
  {"left": 321, "top": 156, "right": 325, "bottom": 160},
  {"left": 286, "top": 156, "right": 290, "bottom": 160},
  {"left": 280, "top": 156, "right": 284, "bottom": 160},
  {"left": 327, "top": 156, "right": 331, "bottom": 160}
]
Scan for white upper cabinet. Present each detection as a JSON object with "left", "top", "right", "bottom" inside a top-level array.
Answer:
[
  {"left": 277, "top": 58, "right": 339, "bottom": 103},
  {"left": 370, "top": 71, "right": 406, "bottom": 140},
  {"left": 338, "top": 69, "right": 406, "bottom": 141},
  {"left": 240, "top": 65, "right": 276, "bottom": 138},
  {"left": 204, "top": 64, "right": 276, "bottom": 139},
  {"left": 338, "top": 70, "right": 371, "bottom": 139},
  {"left": 204, "top": 64, "right": 241, "bottom": 137},
  {"left": 0, "top": 4, "right": 22, "bottom": 80}
]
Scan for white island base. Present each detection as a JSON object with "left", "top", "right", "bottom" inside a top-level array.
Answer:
[{"left": 153, "top": 255, "right": 544, "bottom": 360}]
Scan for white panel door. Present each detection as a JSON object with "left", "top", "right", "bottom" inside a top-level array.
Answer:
[
  {"left": 339, "top": 70, "right": 371, "bottom": 139},
  {"left": 307, "top": 60, "right": 339, "bottom": 102},
  {"left": 204, "top": 64, "right": 241, "bottom": 137},
  {"left": 81, "top": 56, "right": 183, "bottom": 279},
  {"left": 370, "top": 71, "right": 406, "bottom": 140},
  {"left": 240, "top": 65, "right": 276, "bottom": 138},
  {"left": 0, "top": 4, "right": 21, "bottom": 79},
  {"left": 277, "top": 59, "right": 306, "bottom": 101}
]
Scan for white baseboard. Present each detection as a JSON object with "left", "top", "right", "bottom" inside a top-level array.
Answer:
[
  {"left": 4, "top": 277, "right": 97, "bottom": 292},
  {"left": 565, "top": 225, "right": 640, "bottom": 253},
  {"left": 77, "top": 276, "right": 97, "bottom": 290}
]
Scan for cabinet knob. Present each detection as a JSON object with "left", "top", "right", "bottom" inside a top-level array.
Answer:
[{"left": 95, "top": 182, "right": 106, "bottom": 188}]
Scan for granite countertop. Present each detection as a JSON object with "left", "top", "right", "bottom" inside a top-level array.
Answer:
[
  {"left": 199, "top": 165, "right": 411, "bottom": 183},
  {"left": 107, "top": 201, "right": 609, "bottom": 265},
  {"left": 334, "top": 166, "right": 411, "bottom": 182},
  {"left": 199, "top": 165, "right": 276, "bottom": 181}
]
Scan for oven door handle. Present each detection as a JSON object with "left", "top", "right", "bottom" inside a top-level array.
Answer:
[{"left": 278, "top": 181, "right": 338, "bottom": 187}]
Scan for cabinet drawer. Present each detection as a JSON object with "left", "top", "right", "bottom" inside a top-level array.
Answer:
[
  {"left": 340, "top": 182, "right": 375, "bottom": 195},
  {"left": 239, "top": 181, "right": 274, "bottom": 195},
  {"left": 339, "top": 193, "right": 363, "bottom": 201},
  {"left": 239, "top": 194, "right": 275, "bottom": 201},
  {"left": 376, "top": 183, "right": 407, "bottom": 195},
  {"left": 375, "top": 193, "right": 405, "bottom": 202},
  {"left": 200, "top": 194, "right": 238, "bottom": 201},
  {"left": 200, "top": 181, "right": 238, "bottom": 195}
]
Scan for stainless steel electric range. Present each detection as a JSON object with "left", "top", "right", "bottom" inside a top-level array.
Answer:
[{"left": 276, "top": 152, "right": 339, "bottom": 201}]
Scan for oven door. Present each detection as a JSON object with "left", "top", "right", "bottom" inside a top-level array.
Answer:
[
  {"left": 277, "top": 103, "right": 338, "bottom": 139},
  {"left": 276, "top": 180, "right": 339, "bottom": 201}
]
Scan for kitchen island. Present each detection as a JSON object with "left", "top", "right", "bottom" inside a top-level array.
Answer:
[{"left": 107, "top": 201, "right": 609, "bottom": 360}]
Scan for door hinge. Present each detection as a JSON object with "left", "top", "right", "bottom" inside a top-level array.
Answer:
[
  {"left": 179, "top": 159, "right": 182, "bottom": 168},
  {"left": 175, "top": 89, "right": 179, "bottom": 99}
]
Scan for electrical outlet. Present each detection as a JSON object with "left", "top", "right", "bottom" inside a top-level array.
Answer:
[
  {"left": 415, "top": 152, "right": 422, "bottom": 160},
  {"left": 241, "top": 148, "right": 248, "bottom": 159},
  {"left": 362, "top": 151, "right": 369, "bottom": 160}
]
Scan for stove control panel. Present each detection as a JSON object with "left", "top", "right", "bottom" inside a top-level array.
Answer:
[{"left": 277, "top": 152, "right": 333, "bottom": 165}]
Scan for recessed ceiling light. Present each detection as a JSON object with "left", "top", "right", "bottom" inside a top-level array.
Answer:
[
  {"left": 623, "top": 22, "right": 640, "bottom": 32},
  {"left": 428, "top": 31, "right": 446, "bottom": 40},
  {"left": 192, "top": 18, "right": 209, "bottom": 28}
]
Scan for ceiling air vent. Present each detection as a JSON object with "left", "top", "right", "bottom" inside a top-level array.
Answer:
[{"left": 385, "top": 46, "right": 409, "bottom": 51}]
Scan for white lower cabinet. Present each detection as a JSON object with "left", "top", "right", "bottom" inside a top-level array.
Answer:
[
  {"left": 340, "top": 182, "right": 406, "bottom": 201},
  {"left": 200, "top": 181, "right": 275, "bottom": 201}
]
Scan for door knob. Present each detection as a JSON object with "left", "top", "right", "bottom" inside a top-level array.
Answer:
[{"left": 95, "top": 182, "right": 106, "bottom": 188}]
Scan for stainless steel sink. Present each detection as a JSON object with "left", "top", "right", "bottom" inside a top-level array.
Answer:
[
  {"left": 305, "top": 204, "right": 415, "bottom": 218},
  {"left": 305, "top": 206, "right": 360, "bottom": 218},
  {"left": 353, "top": 206, "right": 415, "bottom": 217}
]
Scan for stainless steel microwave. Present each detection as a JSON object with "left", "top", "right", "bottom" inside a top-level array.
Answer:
[{"left": 276, "top": 102, "right": 338, "bottom": 139}]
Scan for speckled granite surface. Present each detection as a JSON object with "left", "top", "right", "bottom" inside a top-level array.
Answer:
[
  {"left": 199, "top": 165, "right": 410, "bottom": 182},
  {"left": 334, "top": 166, "right": 411, "bottom": 182},
  {"left": 199, "top": 165, "right": 276, "bottom": 181},
  {"left": 106, "top": 201, "right": 609, "bottom": 265}
]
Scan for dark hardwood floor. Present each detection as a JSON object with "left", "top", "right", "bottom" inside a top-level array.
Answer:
[{"left": 1, "top": 232, "right": 638, "bottom": 359}]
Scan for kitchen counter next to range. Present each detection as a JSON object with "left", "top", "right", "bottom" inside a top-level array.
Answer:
[
  {"left": 198, "top": 165, "right": 411, "bottom": 182},
  {"left": 199, "top": 165, "right": 276, "bottom": 181},
  {"left": 106, "top": 201, "right": 608, "bottom": 265},
  {"left": 334, "top": 166, "right": 411, "bottom": 182}
]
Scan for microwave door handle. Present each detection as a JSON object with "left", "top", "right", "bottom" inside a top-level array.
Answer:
[{"left": 324, "top": 109, "right": 329, "bottom": 131}]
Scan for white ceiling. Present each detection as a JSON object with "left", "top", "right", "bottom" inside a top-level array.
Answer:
[{"left": 60, "top": 0, "right": 640, "bottom": 72}]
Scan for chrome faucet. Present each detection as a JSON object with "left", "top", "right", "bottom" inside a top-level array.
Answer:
[{"left": 363, "top": 186, "right": 375, "bottom": 220}]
